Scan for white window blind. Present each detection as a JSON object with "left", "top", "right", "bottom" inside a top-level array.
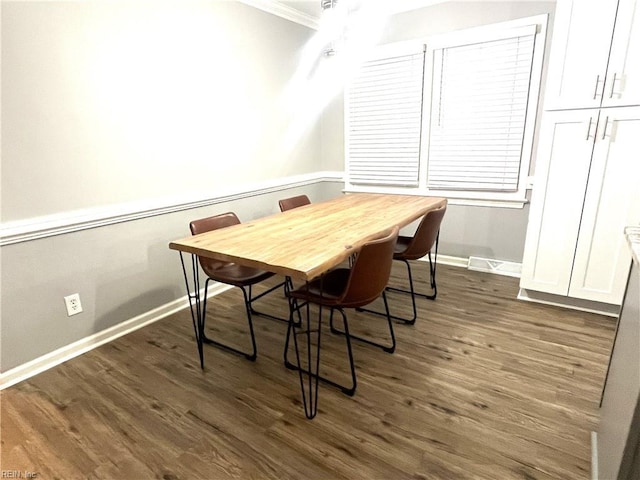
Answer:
[
  {"left": 346, "top": 48, "right": 425, "bottom": 186},
  {"left": 427, "top": 27, "right": 536, "bottom": 192}
]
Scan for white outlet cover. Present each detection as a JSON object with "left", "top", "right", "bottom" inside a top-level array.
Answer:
[{"left": 64, "top": 293, "right": 83, "bottom": 316}]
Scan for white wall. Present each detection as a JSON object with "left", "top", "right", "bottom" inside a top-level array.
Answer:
[{"left": 1, "top": 0, "right": 321, "bottom": 223}]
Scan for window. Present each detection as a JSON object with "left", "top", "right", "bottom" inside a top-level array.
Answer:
[
  {"left": 345, "top": 16, "right": 548, "bottom": 207},
  {"left": 345, "top": 46, "right": 426, "bottom": 186}
]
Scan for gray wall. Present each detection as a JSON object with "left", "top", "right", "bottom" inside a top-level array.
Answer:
[
  {"left": 0, "top": 1, "right": 555, "bottom": 373},
  {"left": 0, "top": 1, "right": 328, "bottom": 373},
  {"left": 0, "top": 181, "right": 343, "bottom": 372}
]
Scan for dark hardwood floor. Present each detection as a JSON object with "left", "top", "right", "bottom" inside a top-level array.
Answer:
[{"left": 1, "top": 264, "right": 616, "bottom": 479}]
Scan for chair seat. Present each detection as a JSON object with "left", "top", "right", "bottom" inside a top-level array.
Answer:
[
  {"left": 393, "top": 236, "right": 412, "bottom": 257},
  {"left": 394, "top": 235, "right": 431, "bottom": 261},
  {"left": 203, "top": 261, "right": 274, "bottom": 287},
  {"left": 289, "top": 267, "right": 383, "bottom": 309},
  {"left": 289, "top": 268, "right": 349, "bottom": 306}
]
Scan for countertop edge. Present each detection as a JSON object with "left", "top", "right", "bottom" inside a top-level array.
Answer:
[{"left": 625, "top": 226, "right": 640, "bottom": 267}]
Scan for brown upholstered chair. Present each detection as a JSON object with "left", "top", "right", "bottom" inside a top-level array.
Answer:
[
  {"left": 189, "top": 212, "right": 285, "bottom": 362},
  {"left": 284, "top": 226, "right": 399, "bottom": 396},
  {"left": 358, "top": 204, "right": 446, "bottom": 325},
  {"left": 278, "top": 194, "right": 311, "bottom": 212},
  {"left": 390, "top": 204, "right": 447, "bottom": 323}
]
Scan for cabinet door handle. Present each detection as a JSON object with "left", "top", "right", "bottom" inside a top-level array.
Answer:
[
  {"left": 593, "top": 75, "right": 602, "bottom": 99},
  {"left": 586, "top": 117, "right": 594, "bottom": 140},
  {"left": 609, "top": 72, "right": 618, "bottom": 99},
  {"left": 601, "top": 116, "right": 610, "bottom": 140}
]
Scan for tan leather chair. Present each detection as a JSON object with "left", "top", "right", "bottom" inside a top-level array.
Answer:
[
  {"left": 189, "top": 212, "right": 284, "bottom": 362},
  {"left": 278, "top": 194, "right": 311, "bottom": 212},
  {"left": 284, "top": 226, "right": 399, "bottom": 396},
  {"left": 390, "top": 204, "right": 447, "bottom": 323},
  {"left": 358, "top": 204, "right": 446, "bottom": 325}
]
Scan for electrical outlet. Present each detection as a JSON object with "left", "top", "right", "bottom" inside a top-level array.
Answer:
[{"left": 64, "top": 293, "right": 83, "bottom": 316}]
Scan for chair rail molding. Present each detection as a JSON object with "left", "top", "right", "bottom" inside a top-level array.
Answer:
[{"left": 0, "top": 171, "right": 344, "bottom": 246}]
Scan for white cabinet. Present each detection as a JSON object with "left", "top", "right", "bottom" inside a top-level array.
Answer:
[
  {"left": 521, "top": 0, "right": 640, "bottom": 308},
  {"left": 520, "top": 110, "right": 595, "bottom": 294},
  {"left": 605, "top": 0, "right": 640, "bottom": 107},
  {"left": 570, "top": 108, "right": 640, "bottom": 303},
  {"left": 544, "top": 0, "right": 640, "bottom": 110},
  {"left": 521, "top": 107, "right": 640, "bottom": 305}
]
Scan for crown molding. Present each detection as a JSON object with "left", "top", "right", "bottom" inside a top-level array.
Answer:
[
  {"left": 236, "top": 1, "right": 456, "bottom": 30},
  {"left": 237, "top": 0, "right": 320, "bottom": 29}
]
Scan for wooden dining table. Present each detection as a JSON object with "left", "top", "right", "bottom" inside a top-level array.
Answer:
[{"left": 169, "top": 192, "right": 447, "bottom": 418}]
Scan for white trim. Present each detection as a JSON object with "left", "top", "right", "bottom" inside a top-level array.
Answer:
[
  {"left": 238, "top": 1, "right": 452, "bottom": 30},
  {"left": 446, "top": 197, "right": 528, "bottom": 209},
  {"left": 0, "top": 283, "right": 232, "bottom": 390},
  {"left": 517, "top": 288, "right": 620, "bottom": 317},
  {"left": 591, "top": 431, "right": 599, "bottom": 480},
  {"left": 427, "top": 254, "right": 522, "bottom": 276},
  {"left": 237, "top": 0, "right": 319, "bottom": 29},
  {"left": 431, "top": 254, "right": 468, "bottom": 269},
  {"left": 343, "top": 186, "right": 528, "bottom": 209},
  {"left": 0, "top": 171, "right": 344, "bottom": 246},
  {"left": 467, "top": 256, "right": 522, "bottom": 278}
]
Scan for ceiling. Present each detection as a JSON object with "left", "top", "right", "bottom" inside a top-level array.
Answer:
[{"left": 240, "top": 0, "right": 453, "bottom": 29}]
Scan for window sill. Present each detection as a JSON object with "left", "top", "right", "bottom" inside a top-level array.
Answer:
[{"left": 343, "top": 186, "right": 529, "bottom": 209}]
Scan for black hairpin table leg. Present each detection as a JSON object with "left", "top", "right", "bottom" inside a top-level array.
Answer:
[
  {"left": 283, "top": 280, "right": 324, "bottom": 419},
  {"left": 178, "top": 252, "right": 205, "bottom": 369}
]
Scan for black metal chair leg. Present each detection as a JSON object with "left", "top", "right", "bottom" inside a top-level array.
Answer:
[
  {"left": 388, "top": 233, "right": 439, "bottom": 301},
  {"left": 385, "top": 259, "right": 418, "bottom": 324},
  {"left": 359, "top": 234, "right": 440, "bottom": 324},
  {"left": 330, "top": 294, "right": 396, "bottom": 353},
  {"left": 200, "top": 279, "right": 258, "bottom": 361},
  {"left": 248, "top": 278, "right": 291, "bottom": 323},
  {"left": 284, "top": 299, "right": 357, "bottom": 398},
  {"left": 329, "top": 308, "right": 357, "bottom": 395},
  {"left": 357, "top": 263, "right": 418, "bottom": 325}
]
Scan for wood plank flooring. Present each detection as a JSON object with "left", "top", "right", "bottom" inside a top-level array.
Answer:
[{"left": 1, "top": 264, "right": 616, "bottom": 479}]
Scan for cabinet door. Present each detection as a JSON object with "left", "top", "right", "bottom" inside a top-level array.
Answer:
[
  {"left": 520, "top": 110, "right": 598, "bottom": 295},
  {"left": 569, "top": 107, "right": 640, "bottom": 304},
  {"left": 544, "top": 0, "right": 618, "bottom": 110},
  {"left": 602, "top": 0, "right": 640, "bottom": 107}
]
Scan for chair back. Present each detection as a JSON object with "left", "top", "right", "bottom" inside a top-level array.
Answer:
[
  {"left": 189, "top": 212, "right": 240, "bottom": 273},
  {"left": 402, "top": 205, "right": 446, "bottom": 260},
  {"left": 279, "top": 195, "right": 311, "bottom": 212},
  {"left": 340, "top": 226, "right": 399, "bottom": 308}
]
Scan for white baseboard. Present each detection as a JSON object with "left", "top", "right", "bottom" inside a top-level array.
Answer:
[
  {"left": 0, "top": 283, "right": 232, "bottom": 390},
  {"left": 518, "top": 288, "right": 620, "bottom": 317},
  {"left": 467, "top": 256, "right": 522, "bottom": 277},
  {"left": 433, "top": 254, "right": 469, "bottom": 269},
  {"left": 431, "top": 254, "right": 522, "bottom": 278}
]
